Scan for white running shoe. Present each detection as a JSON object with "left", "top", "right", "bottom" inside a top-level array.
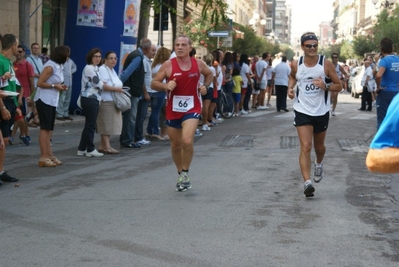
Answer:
[
  {"left": 137, "top": 139, "right": 151, "bottom": 146},
  {"left": 240, "top": 110, "right": 248, "bottom": 115},
  {"left": 77, "top": 150, "right": 86, "bottom": 156},
  {"left": 202, "top": 124, "right": 211, "bottom": 131},
  {"left": 85, "top": 149, "right": 104, "bottom": 157}
]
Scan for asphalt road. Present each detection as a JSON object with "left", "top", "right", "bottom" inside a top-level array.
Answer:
[{"left": 0, "top": 94, "right": 398, "bottom": 267}]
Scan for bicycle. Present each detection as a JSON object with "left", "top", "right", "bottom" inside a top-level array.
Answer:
[{"left": 219, "top": 87, "right": 234, "bottom": 119}]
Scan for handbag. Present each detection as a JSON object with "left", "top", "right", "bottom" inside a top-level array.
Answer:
[
  {"left": 112, "top": 87, "right": 131, "bottom": 112},
  {"left": 105, "top": 66, "right": 132, "bottom": 112},
  {"left": 367, "top": 79, "right": 376, "bottom": 92},
  {"left": 77, "top": 95, "right": 82, "bottom": 109}
]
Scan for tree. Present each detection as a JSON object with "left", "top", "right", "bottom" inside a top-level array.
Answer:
[
  {"left": 352, "top": 35, "right": 376, "bottom": 58},
  {"left": 19, "top": 0, "right": 31, "bottom": 47},
  {"left": 372, "top": 7, "right": 399, "bottom": 53},
  {"left": 137, "top": 0, "right": 230, "bottom": 43}
]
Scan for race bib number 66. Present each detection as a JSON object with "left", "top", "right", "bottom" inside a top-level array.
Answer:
[{"left": 172, "top": 95, "right": 194, "bottom": 112}]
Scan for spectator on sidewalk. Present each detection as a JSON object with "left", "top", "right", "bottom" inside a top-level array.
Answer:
[
  {"left": 56, "top": 49, "right": 76, "bottom": 121},
  {"left": 77, "top": 48, "right": 104, "bottom": 157},
  {"left": 0, "top": 33, "right": 19, "bottom": 183},
  {"left": 97, "top": 51, "right": 124, "bottom": 154},
  {"left": 119, "top": 38, "right": 152, "bottom": 149},
  {"left": 273, "top": 55, "right": 291, "bottom": 112},
  {"left": 35, "top": 45, "right": 69, "bottom": 166},
  {"left": 374, "top": 37, "right": 399, "bottom": 129},
  {"left": 13, "top": 44, "right": 35, "bottom": 145},
  {"left": 151, "top": 47, "right": 171, "bottom": 140},
  {"left": 134, "top": 44, "right": 156, "bottom": 146}
]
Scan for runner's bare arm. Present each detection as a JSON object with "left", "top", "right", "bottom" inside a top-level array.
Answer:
[
  {"left": 288, "top": 60, "right": 298, "bottom": 99},
  {"left": 151, "top": 60, "right": 176, "bottom": 92},
  {"left": 366, "top": 148, "right": 399, "bottom": 173},
  {"left": 323, "top": 60, "right": 342, "bottom": 92}
]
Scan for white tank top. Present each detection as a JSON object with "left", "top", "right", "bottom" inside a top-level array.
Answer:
[{"left": 293, "top": 55, "right": 331, "bottom": 116}]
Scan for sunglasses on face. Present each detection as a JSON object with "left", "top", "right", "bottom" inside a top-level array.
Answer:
[
  {"left": 17, "top": 51, "right": 23, "bottom": 53},
  {"left": 332, "top": 56, "right": 338, "bottom": 59},
  {"left": 304, "top": 44, "right": 318, "bottom": 49}
]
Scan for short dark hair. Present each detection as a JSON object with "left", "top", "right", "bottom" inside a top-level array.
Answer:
[
  {"left": 189, "top": 47, "right": 196, "bottom": 57},
  {"left": 50, "top": 46, "right": 69, "bottom": 64},
  {"left": 331, "top": 52, "right": 338, "bottom": 57},
  {"left": 42, "top": 47, "right": 48, "bottom": 53},
  {"left": 1, "top": 34, "right": 17, "bottom": 50},
  {"left": 281, "top": 56, "right": 287, "bottom": 62},
  {"left": 18, "top": 45, "right": 25, "bottom": 51},
  {"left": 86, "top": 47, "right": 102, "bottom": 64},
  {"left": 232, "top": 67, "right": 240, "bottom": 76},
  {"left": 31, "top": 42, "right": 40, "bottom": 48},
  {"left": 262, "top": 53, "right": 269, "bottom": 59},
  {"left": 380, "top": 37, "right": 393, "bottom": 54}
]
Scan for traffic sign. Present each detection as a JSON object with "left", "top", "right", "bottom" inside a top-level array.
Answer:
[
  {"left": 208, "top": 31, "right": 229, "bottom": 38},
  {"left": 221, "top": 36, "right": 232, "bottom": 47}
]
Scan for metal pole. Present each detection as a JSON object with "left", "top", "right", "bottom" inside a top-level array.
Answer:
[
  {"left": 158, "top": 0, "right": 163, "bottom": 46},
  {"left": 217, "top": 36, "right": 220, "bottom": 48}
]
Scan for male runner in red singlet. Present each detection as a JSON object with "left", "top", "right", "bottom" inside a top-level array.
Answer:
[{"left": 151, "top": 35, "right": 213, "bottom": 191}]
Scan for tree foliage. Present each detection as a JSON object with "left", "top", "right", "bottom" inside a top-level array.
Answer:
[
  {"left": 372, "top": 7, "right": 399, "bottom": 53},
  {"left": 352, "top": 35, "right": 376, "bottom": 58},
  {"left": 138, "top": 0, "right": 230, "bottom": 42}
]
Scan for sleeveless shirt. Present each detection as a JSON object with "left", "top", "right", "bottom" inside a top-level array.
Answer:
[
  {"left": 166, "top": 57, "right": 202, "bottom": 120},
  {"left": 293, "top": 55, "right": 330, "bottom": 116}
]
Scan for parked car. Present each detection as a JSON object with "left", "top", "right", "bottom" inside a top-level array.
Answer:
[{"left": 350, "top": 66, "right": 364, "bottom": 98}]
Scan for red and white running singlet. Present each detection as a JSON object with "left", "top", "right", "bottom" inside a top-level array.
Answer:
[{"left": 166, "top": 57, "right": 202, "bottom": 120}]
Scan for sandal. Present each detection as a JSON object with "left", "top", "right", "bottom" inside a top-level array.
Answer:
[
  {"left": 108, "top": 148, "right": 119, "bottom": 154},
  {"left": 50, "top": 156, "right": 63, "bottom": 165},
  {"left": 38, "top": 158, "right": 57, "bottom": 167},
  {"left": 151, "top": 134, "right": 165, "bottom": 141},
  {"left": 162, "top": 135, "right": 170, "bottom": 141}
]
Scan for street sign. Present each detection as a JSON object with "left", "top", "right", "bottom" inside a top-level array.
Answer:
[
  {"left": 221, "top": 36, "right": 233, "bottom": 47},
  {"left": 208, "top": 31, "right": 229, "bottom": 38}
]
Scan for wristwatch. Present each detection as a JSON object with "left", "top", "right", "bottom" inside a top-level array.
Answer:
[
  {"left": 51, "top": 84, "right": 55, "bottom": 89},
  {"left": 204, "top": 84, "right": 210, "bottom": 90},
  {"left": 325, "top": 83, "right": 331, "bottom": 91}
]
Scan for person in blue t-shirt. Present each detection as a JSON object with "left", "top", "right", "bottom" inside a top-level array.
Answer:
[
  {"left": 374, "top": 37, "right": 399, "bottom": 129},
  {"left": 366, "top": 93, "right": 399, "bottom": 173}
]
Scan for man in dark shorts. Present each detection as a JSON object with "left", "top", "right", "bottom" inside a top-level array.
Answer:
[
  {"left": 0, "top": 34, "right": 20, "bottom": 184},
  {"left": 288, "top": 32, "right": 341, "bottom": 197},
  {"left": 151, "top": 35, "right": 212, "bottom": 191}
]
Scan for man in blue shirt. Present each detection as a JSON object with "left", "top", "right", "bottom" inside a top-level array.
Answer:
[
  {"left": 374, "top": 37, "right": 399, "bottom": 129},
  {"left": 366, "top": 93, "right": 399, "bottom": 173},
  {"left": 119, "top": 38, "right": 152, "bottom": 148}
]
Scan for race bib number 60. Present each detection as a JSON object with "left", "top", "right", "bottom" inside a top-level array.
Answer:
[{"left": 172, "top": 95, "right": 194, "bottom": 112}]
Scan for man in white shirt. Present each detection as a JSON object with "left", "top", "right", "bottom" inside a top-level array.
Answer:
[
  {"left": 255, "top": 52, "right": 271, "bottom": 109},
  {"left": 359, "top": 57, "right": 373, "bottom": 111},
  {"left": 26, "top": 43, "right": 44, "bottom": 88},
  {"left": 273, "top": 55, "right": 291, "bottom": 112}
]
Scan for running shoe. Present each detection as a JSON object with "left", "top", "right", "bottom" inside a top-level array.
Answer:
[
  {"left": 176, "top": 174, "right": 184, "bottom": 191},
  {"left": 19, "top": 136, "right": 30, "bottom": 146},
  {"left": 304, "top": 180, "right": 315, "bottom": 197},
  {"left": 25, "top": 111, "right": 34, "bottom": 123},
  {"left": 202, "top": 124, "right": 211, "bottom": 131},
  {"left": 240, "top": 110, "right": 248, "bottom": 115},
  {"left": 137, "top": 139, "right": 151, "bottom": 146},
  {"left": 194, "top": 129, "right": 203, "bottom": 137},
  {"left": 180, "top": 171, "right": 191, "bottom": 190},
  {"left": 331, "top": 110, "right": 336, "bottom": 116},
  {"left": 314, "top": 161, "right": 324, "bottom": 183}
]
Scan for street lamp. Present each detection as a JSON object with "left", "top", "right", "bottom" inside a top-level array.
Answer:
[
  {"left": 249, "top": 13, "right": 266, "bottom": 32},
  {"left": 371, "top": 0, "right": 396, "bottom": 9}
]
